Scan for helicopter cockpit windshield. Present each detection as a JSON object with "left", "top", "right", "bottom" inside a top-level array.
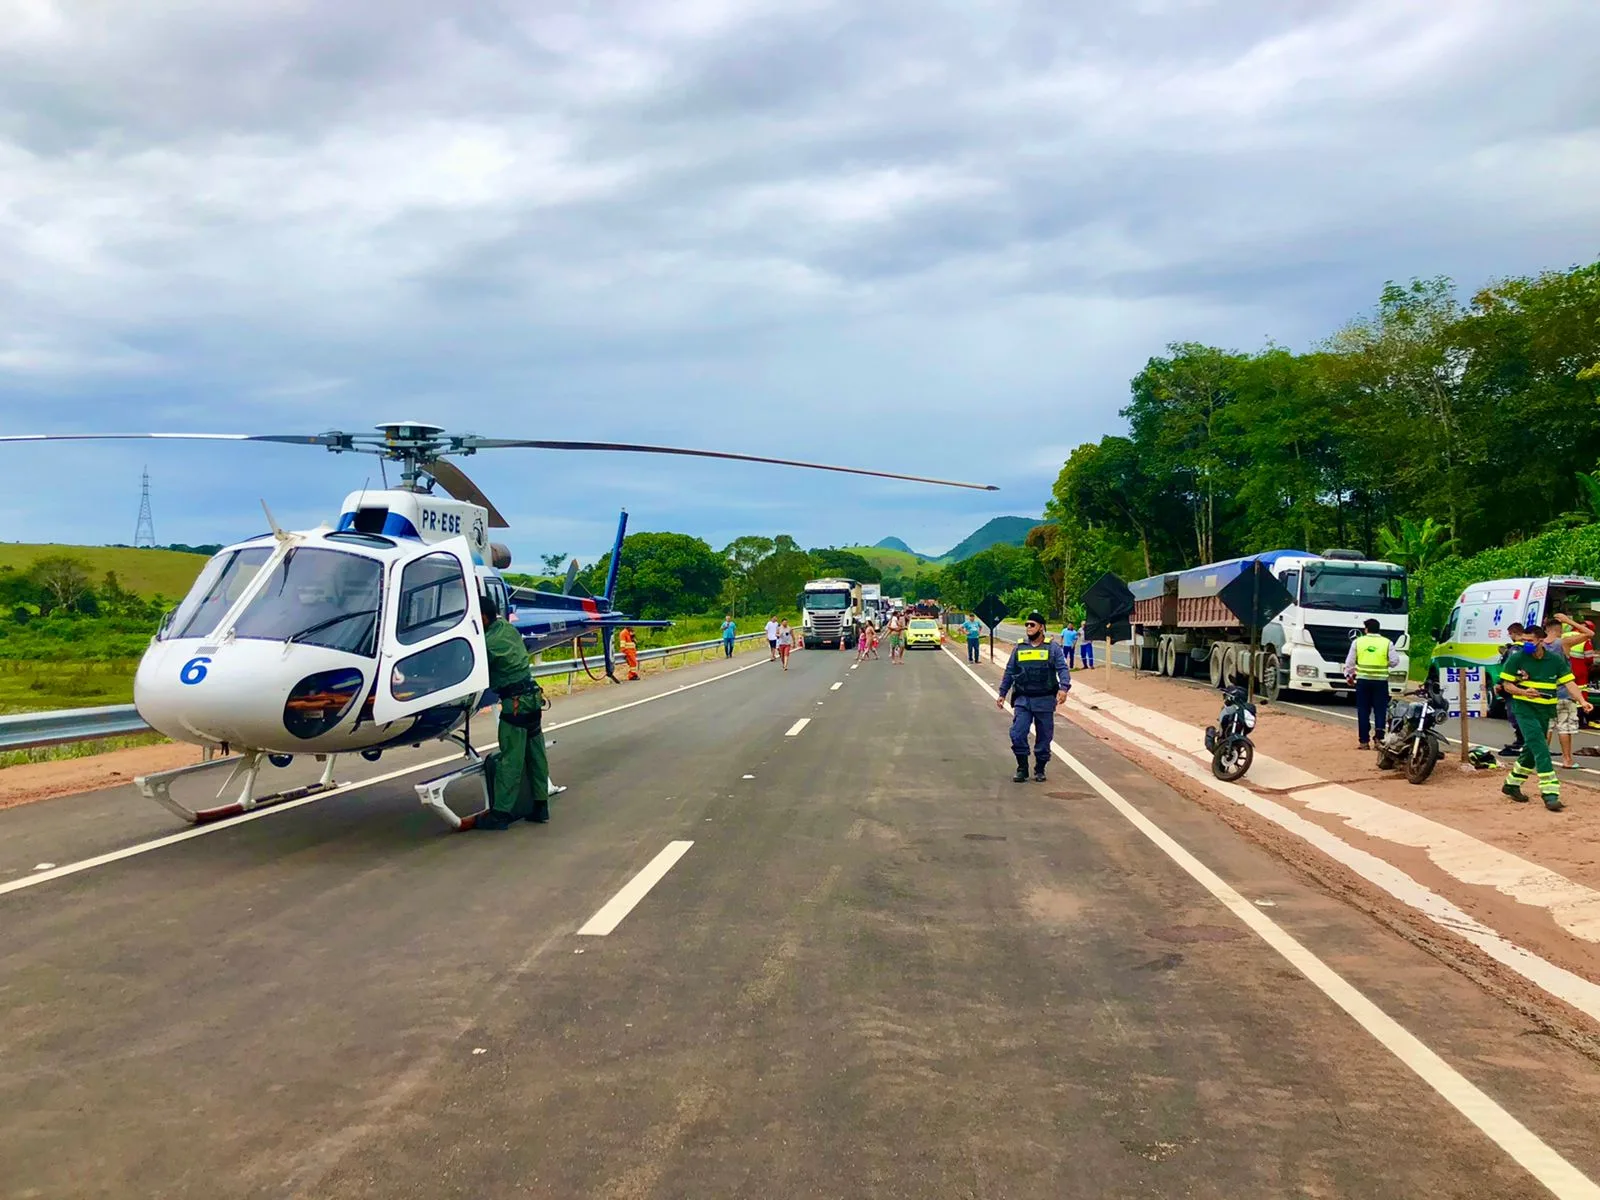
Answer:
[
  {"left": 233, "top": 548, "right": 384, "bottom": 656},
  {"left": 166, "top": 546, "right": 273, "bottom": 641}
]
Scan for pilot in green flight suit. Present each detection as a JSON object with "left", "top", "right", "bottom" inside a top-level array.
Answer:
[{"left": 478, "top": 596, "right": 550, "bottom": 830}]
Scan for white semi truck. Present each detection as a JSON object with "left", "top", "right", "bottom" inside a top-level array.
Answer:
[
  {"left": 800, "top": 577, "right": 863, "bottom": 649},
  {"left": 1130, "top": 549, "right": 1410, "bottom": 701},
  {"left": 861, "top": 584, "right": 885, "bottom": 626}
]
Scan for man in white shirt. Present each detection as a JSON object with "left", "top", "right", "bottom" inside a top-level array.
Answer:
[{"left": 765, "top": 616, "right": 780, "bottom": 661}]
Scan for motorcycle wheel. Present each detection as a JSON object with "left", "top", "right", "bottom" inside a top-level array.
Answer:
[
  {"left": 1212, "top": 736, "right": 1254, "bottom": 781},
  {"left": 1405, "top": 735, "right": 1439, "bottom": 785}
]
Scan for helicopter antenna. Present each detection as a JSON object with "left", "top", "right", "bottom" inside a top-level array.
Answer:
[
  {"left": 260, "top": 499, "right": 291, "bottom": 544},
  {"left": 379, "top": 459, "right": 389, "bottom": 489}
]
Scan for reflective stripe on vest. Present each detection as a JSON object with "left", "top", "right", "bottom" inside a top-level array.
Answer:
[{"left": 1354, "top": 635, "right": 1390, "bottom": 680}]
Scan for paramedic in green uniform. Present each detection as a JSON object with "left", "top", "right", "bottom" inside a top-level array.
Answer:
[
  {"left": 1498, "top": 624, "right": 1591, "bottom": 812},
  {"left": 477, "top": 596, "right": 550, "bottom": 830}
]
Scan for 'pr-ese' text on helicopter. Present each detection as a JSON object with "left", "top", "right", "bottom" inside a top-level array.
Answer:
[{"left": 4, "top": 423, "right": 997, "bottom": 828}]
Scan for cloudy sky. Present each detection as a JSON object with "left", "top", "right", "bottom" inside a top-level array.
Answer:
[{"left": 2, "top": 0, "right": 1597, "bottom": 564}]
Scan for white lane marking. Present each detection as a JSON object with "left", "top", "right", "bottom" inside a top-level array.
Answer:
[
  {"left": 742, "top": 774, "right": 755, "bottom": 779},
  {"left": 785, "top": 718, "right": 811, "bottom": 737},
  {"left": 0, "top": 656, "right": 773, "bottom": 899},
  {"left": 33, "top": 863, "right": 55, "bottom": 871},
  {"left": 831, "top": 682, "right": 843, "bottom": 691},
  {"left": 576, "top": 840, "right": 693, "bottom": 936},
  {"left": 850, "top": 664, "right": 858, "bottom": 671},
  {"left": 940, "top": 648, "right": 1600, "bottom": 1198}
]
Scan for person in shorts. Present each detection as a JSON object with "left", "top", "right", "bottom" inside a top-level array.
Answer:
[
  {"left": 765, "top": 616, "right": 780, "bottom": 661},
  {"left": 1547, "top": 614, "right": 1595, "bottom": 768}
]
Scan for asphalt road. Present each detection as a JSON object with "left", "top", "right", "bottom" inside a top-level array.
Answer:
[{"left": 4, "top": 643, "right": 1600, "bottom": 1198}]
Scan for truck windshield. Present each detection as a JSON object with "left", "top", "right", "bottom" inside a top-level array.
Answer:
[
  {"left": 804, "top": 593, "right": 850, "bottom": 610},
  {"left": 1301, "top": 567, "right": 1408, "bottom": 614}
]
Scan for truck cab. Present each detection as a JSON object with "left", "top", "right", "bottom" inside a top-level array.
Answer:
[{"left": 800, "top": 578, "right": 862, "bottom": 649}]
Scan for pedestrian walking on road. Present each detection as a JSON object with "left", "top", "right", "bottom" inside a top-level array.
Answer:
[
  {"left": 886, "top": 612, "right": 906, "bottom": 664},
  {"left": 1499, "top": 624, "right": 1592, "bottom": 811},
  {"left": 765, "top": 616, "right": 779, "bottom": 661},
  {"left": 721, "top": 614, "right": 737, "bottom": 659},
  {"left": 477, "top": 596, "right": 549, "bottom": 830},
  {"left": 962, "top": 613, "right": 983, "bottom": 663},
  {"left": 996, "top": 610, "right": 1072, "bottom": 783},
  {"left": 1059, "top": 621, "right": 1080, "bottom": 668},
  {"left": 776, "top": 619, "right": 795, "bottom": 670},
  {"left": 1344, "top": 618, "right": 1399, "bottom": 749}
]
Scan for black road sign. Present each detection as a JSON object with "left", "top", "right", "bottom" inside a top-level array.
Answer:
[
  {"left": 974, "top": 594, "right": 1009, "bottom": 630},
  {"left": 1081, "top": 572, "right": 1134, "bottom": 641},
  {"left": 1216, "top": 561, "right": 1294, "bottom": 630}
]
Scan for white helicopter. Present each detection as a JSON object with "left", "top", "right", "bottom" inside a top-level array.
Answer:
[{"left": 5, "top": 422, "right": 996, "bottom": 829}]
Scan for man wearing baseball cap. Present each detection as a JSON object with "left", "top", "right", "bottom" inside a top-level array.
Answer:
[{"left": 996, "top": 610, "right": 1072, "bottom": 782}]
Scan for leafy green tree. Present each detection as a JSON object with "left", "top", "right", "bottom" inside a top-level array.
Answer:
[
  {"left": 720, "top": 536, "right": 775, "bottom": 616},
  {"left": 747, "top": 549, "right": 817, "bottom": 613},
  {"left": 808, "top": 548, "right": 881, "bottom": 583},
  {"left": 1376, "top": 515, "right": 1457, "bottom": 575},
  {"left": 29, "top": 556, "right": 94, "bottom": 615},
  {"left": 589, "top": 533, "right": 726, "bottom": 620}
]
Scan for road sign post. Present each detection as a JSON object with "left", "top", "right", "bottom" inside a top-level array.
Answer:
[{"left": 974, "top": 595, "right": 1009, "bottom": 664}]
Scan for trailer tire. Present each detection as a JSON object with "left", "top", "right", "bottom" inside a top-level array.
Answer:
[
  {"left": 1157, "top": 641, "right": 1172, "bottom": 677},
  {"left": 1208, "top": 647, "right": 1225, "bottom": 688},
  {"left": 1174, "top": 650, "right": 1190, "bottom": 678}
]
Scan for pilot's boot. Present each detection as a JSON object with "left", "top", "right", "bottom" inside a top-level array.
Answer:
[{"left": 1012, "top": 755, "right": 1029, "bottom": 784}]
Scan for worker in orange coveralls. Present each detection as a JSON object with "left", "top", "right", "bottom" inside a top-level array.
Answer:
[{"left": 619, "top": 626, "right": 640, "bottom": 680}]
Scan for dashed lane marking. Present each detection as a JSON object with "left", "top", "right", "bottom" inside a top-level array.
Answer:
[
  {"left": 941, "top": 647, "right": 1600, "bottom": 1200},
  {"left": 576, "top": 841, "right": 694, "bottom": 936},
  {"left": 0, "top": 655, "right": 773, "bottom": 899},
  {"left": 785, "top": 718, "right": 811, "bottom": 737},
  {"left": 831, "top": 682, "right": 843, "bottom": 691}
]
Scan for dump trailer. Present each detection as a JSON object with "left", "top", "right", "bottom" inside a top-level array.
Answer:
[{"left": 1130, "top": 550, "right": 1410, "bottom": 701}]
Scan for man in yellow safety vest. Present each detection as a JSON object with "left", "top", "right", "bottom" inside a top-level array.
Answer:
[{"left": 1344, "top": 618, "right": 1399, "bottom": 750}]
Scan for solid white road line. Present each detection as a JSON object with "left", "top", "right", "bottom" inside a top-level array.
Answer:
[
  {"left": 785, "top": 718, "right": 811, "bottom": 737},
  {"left": 576, "top": 840, "right": 694, "bottom": 936},
  {"left": 940, "top": 647, "right": 1600, "bottom": 1199},
  {"left": 0, "top": 655, "right": 774, "bottom": 900},
  {"left": 831, "top": 682, "right": 842, "bottom": 691}
]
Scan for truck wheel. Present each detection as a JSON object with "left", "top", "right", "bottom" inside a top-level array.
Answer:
[
  {"left": 1208, "top": 648, "right": 1224, "bottom": 688},
  {"left": 1157, "top": 641, "right": 1171, "bottom": 677},
  {"left": 1174, "top": 651, "right": 1190, "bottom": 678},
  {"left": 1261, "top": 652, "right": 1281, "bottom": 702}
]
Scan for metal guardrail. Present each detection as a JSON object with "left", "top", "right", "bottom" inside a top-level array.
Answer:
[
  {"left": 0, "top": 632, "right": 769, "bottom": 753},
  {"left": 0, "top": 704, "right": 149, "bottom": 752}
]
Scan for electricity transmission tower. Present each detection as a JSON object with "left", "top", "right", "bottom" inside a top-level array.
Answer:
[{"left": 134, "top": 468, "right": 156, "bottom": 548}]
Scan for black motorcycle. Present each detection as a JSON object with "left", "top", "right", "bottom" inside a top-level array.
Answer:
[
  {"left": 1205, "top": 684, "right": 1257, "bottom": 781},
  {"left": 1376, "top": 679, "right": 1446, "bottom": 784}
]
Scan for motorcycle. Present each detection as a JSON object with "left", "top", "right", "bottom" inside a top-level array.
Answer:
[
  {"left": 1205, "top": 684, "right": 1256, "bottom": 781},
  {"left": 1376, "top": 678, "right": 1446, "bottom": 784}
]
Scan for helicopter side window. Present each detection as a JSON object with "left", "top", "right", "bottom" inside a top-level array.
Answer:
[
  {"left": 396, "top": 553, "right": 469, "bottom": 646},
  {"left": 233, "top": 548, "right": 384, "bottom": 656},
  {"left": 169, "top": 546, "right": 274, "bottom": 641},
  {"left": 390, "top": 637, "right": 476, "bottom": 703}
]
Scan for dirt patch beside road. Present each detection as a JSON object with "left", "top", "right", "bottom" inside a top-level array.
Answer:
[{"left": 0, "top": 743, "right": 209, "bottom": 811}]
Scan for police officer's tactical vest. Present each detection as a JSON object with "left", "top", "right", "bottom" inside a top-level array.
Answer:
[
  {"left": 1014, "top": 644, "right": 1058, "bottom": 697},
  {"left": 1354, "top": 634, "right": 1389, "bottom": 681}
]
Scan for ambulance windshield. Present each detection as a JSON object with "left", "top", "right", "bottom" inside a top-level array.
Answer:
[{"left": 1301, "top": 566, "right": 1408, "bottom": 615}]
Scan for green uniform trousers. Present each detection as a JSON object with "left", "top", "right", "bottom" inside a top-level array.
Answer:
[
  {"left": 490, "top": 694, "right": 549, "bottom": 820},
  {"left": 1507, "top": 701, "right": 1559, "bottom": 802}
]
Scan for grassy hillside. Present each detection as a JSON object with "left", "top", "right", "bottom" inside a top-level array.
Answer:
[
  {"left": 841, "top": 545, "right": 933, "bottom": 574},
  {"left": 0, "top": 544, "right": 208, "bottom": 600},
  {"left": 940, "top": 516, "right": 1038, "bottom": 561}
]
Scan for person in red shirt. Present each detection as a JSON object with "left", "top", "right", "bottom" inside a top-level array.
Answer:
[{"left": 1554, "top": 612, "right": 1594, "bottom": 733}]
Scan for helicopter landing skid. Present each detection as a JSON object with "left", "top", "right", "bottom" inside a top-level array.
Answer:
[
  {"left": 137, "top": 752, "right": 342, "bottom": 825},
  {"left": 414, "top": 756, "right": 569, "bottom": 831}
]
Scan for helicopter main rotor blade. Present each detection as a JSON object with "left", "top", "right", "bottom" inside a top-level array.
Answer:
[
  {"left": 460, "top": 439, "right": 1000, "bottom": 491},
  {"left": 0, "top": 432, "right": 349, "bottom": 446},
  {"left": 428, "top": 458, "right": 510, "bottom": 529}
]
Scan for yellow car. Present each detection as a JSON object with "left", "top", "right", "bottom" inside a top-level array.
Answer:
[{"left": 905, "top": 618, "right": 942, "bottom": 649}]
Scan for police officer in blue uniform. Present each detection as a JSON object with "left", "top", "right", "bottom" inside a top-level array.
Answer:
[{"left": 996, "top": 610, "right": 1073, "bottom": 782}]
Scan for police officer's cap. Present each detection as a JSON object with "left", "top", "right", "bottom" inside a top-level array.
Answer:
[{"left": 1025, "top": 610, "right": 1047, "bottom": 625}]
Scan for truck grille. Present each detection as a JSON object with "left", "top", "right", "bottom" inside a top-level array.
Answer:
[{"left": 1304, "top": 623, "right": 1404, "bottom": 662}]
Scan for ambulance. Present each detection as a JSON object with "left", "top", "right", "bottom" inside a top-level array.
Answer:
[{"left": 1430, "top": 575, "right": 1600, "bottom": 716}]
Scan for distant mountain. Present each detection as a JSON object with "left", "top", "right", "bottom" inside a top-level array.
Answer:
[
  {"left": 873, "top": 536, "right": 924, "bottom": 557},
  {"left": 939, "top": 516, "right": 1039, "bottom": 562}
]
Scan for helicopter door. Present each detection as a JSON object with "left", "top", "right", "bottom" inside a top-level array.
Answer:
[{"left": 372, "top": 536, "right": 490, "bottom": 724}]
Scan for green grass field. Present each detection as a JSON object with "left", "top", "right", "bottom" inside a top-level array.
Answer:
[
  {"left": 0, "top": 658, "right": 139, "bottom": 713},
  {"left": 0, "top": 544, "right": 208, "bottom": 600}
]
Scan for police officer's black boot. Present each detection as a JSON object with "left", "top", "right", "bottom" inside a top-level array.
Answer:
[{"left": 1012, "top": 755, "right": 1029, "bottom": 783}]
